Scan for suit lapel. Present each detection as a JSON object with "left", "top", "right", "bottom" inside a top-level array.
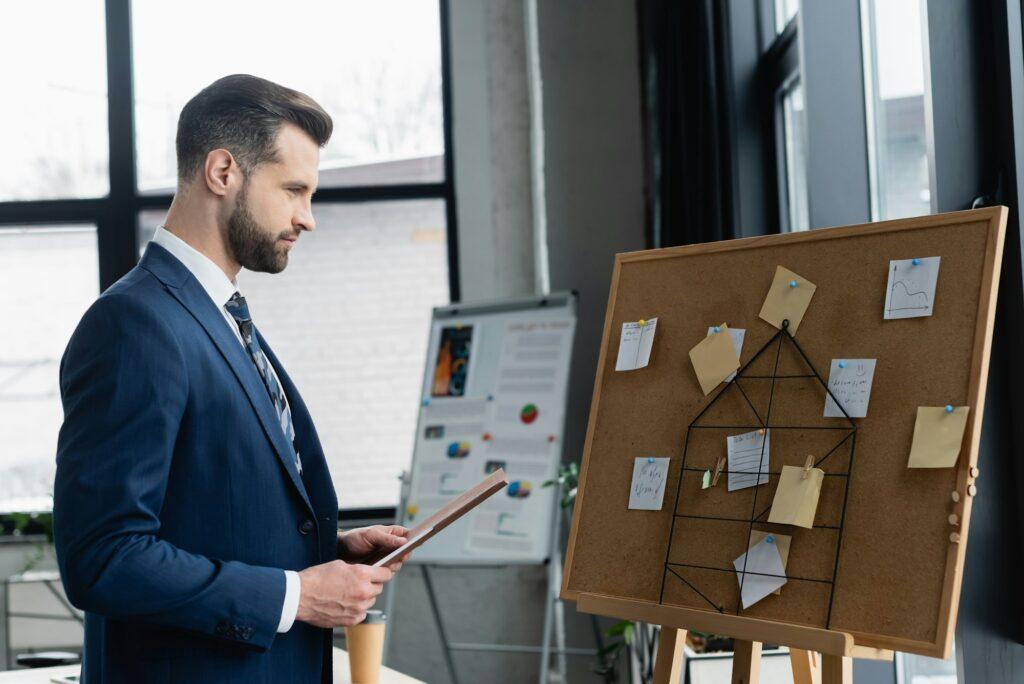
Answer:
[{"left": 140, "top": 243, "right": 314, "bottom": 515}]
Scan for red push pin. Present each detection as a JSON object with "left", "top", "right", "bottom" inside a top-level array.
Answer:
[
  {"left": 482, "top": 432, "right": 492, "bottom": 441},
  {"left": 547, "top": 434, "right": 556, "bottom": 443}
]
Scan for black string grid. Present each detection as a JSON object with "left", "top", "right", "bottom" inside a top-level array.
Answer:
[{"left": 657, "top": 320, "right": 858, "bottom": 628}]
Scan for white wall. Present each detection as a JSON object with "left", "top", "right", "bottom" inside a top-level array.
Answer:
[{"left": 384, "top": 1, "right": 646, "bottom": 682}]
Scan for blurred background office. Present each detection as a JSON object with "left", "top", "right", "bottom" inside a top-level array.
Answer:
[{"left": 1, "top": 1, "right": 1023, "bottom": 682}]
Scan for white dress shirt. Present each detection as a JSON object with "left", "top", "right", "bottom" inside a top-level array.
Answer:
[{"left": 151, "top": 226, "right": 301, "bottom": 633}]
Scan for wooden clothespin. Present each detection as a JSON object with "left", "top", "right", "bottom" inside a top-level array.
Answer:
[
  {"left": 711, "top": 455, "right": 727, "bottom": 487},
  {"left": 802, "top": 454, "right": 815, "bottom": 480}
]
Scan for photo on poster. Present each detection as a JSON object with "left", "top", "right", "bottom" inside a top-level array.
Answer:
[{"left": 431, "top": 326, "right": 474, "bottom": 397}]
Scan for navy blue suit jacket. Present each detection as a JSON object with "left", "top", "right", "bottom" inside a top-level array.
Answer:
[{"left": 54, "top": 242, "right": 339, "bottom": 683}]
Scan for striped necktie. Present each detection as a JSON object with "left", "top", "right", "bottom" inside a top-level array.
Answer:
[{"left": 224, "top": 292, "right": 302, "bottom": 475}]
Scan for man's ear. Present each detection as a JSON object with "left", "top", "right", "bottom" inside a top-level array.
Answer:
[{"left": 203, "top": 148, "right": 239, "bottom": 197}]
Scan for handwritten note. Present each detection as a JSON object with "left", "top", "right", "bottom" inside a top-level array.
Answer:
[
  {"left": 615, "top": 318, "right": 658, "bottom": 371},
  {"left": 689, "top": 324, "right": 740, "bottom": 395},
  {"left": 907, "top": 406, "right": 970, "bottom": 468},
  {"left": 628, "top": 457, "right": 670, "bottom": 510},
  {"left": 707, "top": 326, "right": 745, "bottom": 381},
  {"left": 727, "top": 429, "right": 770, "bottom": 492},
  {"left": 768, "top": 465, "right": 824, "bottom": 528},
  {"left": 733, "top": 533, "right": 788, "bottom": 608},
  {"left": 884, "top": 257, "right": 940, "bottom": 319},
  {"left": 758, "top": 266, "right": 817, "bottom": 334},
  {"left": 824, "top": 359, "right": 877, "bottom": 418}
]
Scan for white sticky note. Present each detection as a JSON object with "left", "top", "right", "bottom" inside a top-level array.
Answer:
[
  {"left": 824, "top": 359, "right": 877, "bottom": 418},
  {"left": 733, "top": 534, "right": 788, "bottom": 609},
  {"left": 707, "top": 326, "right": 745, "bottom": 381},
  {"left": 884, "top": 257, "right": 941, "bottom": 319},
  {"left": 727, "top": 429, "right": 770, "bottom": 492},
  {"left": 628, "top": 457, "right": 670, "bottom": 510},
  {"left": 615, "top": 318, "right": 658, "bottom": 371}
]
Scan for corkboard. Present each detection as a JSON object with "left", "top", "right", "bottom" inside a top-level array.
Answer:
[{"left": 561, "top": 208, "right": 1007, "bottom": 658}]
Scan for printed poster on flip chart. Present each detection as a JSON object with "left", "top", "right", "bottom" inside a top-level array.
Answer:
[
  {"left": 407, "top": 314, "right": 576, "bottom": 562},
  {"left": 462, "top": 318, "right": 575, "bottom": 556},
  {"left": 884, "top": 257, "right": 941, "bottom": 319},
  {"left": 615, "top": 318, "right": 658, "bottom": 371}
]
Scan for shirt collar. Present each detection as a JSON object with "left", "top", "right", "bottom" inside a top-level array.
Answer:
[{"left": 152, "top": 225, "right": 239, "bottom": 309}]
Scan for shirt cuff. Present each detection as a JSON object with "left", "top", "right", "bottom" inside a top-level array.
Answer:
[{"left": 277, "top": 570, "right": 300, "bottom": 633}]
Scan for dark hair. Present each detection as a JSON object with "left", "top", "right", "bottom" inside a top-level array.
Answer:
[{"left": 175, "top": 74, "right": 333, "bottom": 184}]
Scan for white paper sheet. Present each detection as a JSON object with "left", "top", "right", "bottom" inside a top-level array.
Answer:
[
  {"left": 733, "top": 534, "right": 788, "bottom": 609},
  {"left": 884, "top": 257, "right": 941, "bottom": 319},
  {"left": 824, "top": 358, "right": 877, "bottom": 418},
  {"left": 628, "top": 457, "right": 670, "bottom": 510},
  {"left": 727, "top": 429, "right": 770, "bottom": 492},
  {"left": 615, "top": 318, "right": 658, "bottom": 371},
  {"left": 707, "top": 326, "right": 745, "bottom": 382}
]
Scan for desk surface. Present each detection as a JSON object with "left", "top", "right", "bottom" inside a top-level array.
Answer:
[{"left": 0, "top": 648, "right": 424, "bottom": 683}]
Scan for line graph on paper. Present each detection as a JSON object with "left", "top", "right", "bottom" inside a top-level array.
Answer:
[{"left": 884, "top": 257, "right": 940, "bottom": 319}]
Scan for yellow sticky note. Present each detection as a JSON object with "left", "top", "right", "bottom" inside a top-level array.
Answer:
[
  {"left": 758, "top": 266, "right": 817, "bottom": 334},
  {"left": 689, "top": 323, "right": 740, "bottom": 395},
  {"left": 907, "top": 406, "right": 970, "bottom": 468},
  {"left": 749, "top": 530, "right": 791, "bottom": 595},
  {"left": 768, "top": 465, "right": 824, "bottom": 528}
]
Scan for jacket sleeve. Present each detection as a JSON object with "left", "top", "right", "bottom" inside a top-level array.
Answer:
[{"left": 53, "top": 292, "right": 286, "bottom": 651}]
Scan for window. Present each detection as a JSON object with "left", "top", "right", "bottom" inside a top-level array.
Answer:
[
  {"left": 0, "top": 1, "right": 108, "bottom": 201},
  {"left": 139, "top": 200, "right": 450, "bottom": 509},
  {"left": 132, "top": 1, "right": 444, "bottom": 194},
  {"left": 0, "top": 226, "right": 99, "bottom": 512},
  {"left": 0, "top": 1, "right": 457, "bottom": 516},
  {"left": 861, "top": 0, "right": 931, "bottom": 220},
  {"left": 780, "top": 76, "right": 809, "bottom": 231}
]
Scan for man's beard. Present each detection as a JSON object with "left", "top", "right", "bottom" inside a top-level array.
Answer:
[{"left": 226, "top": 181, "right": 292, "bottom": 274}]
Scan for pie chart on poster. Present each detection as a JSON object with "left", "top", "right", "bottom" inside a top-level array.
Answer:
[
  {"left": 446, "top": 441, "right": 471, "bottom": 459},
  {"left": 520, "top": 403, "right": 539, "bottom": 425}
]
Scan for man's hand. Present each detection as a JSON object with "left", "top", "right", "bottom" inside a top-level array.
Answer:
[
  {"left": 338, "top": 525, "right": 411, "bottom": 571},
  {"left": 295, "top": 561, "right": 394, "bottom": 628}
]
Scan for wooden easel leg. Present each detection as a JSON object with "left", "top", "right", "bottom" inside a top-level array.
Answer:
[
  {"left": 652, "top": 628, "right": 686, "bottom": 684},
  {"left": 820, "top": 654, "right": 852, "bottom": 684},
  {"left": 789, "top": 648, "right": 820, "bottom": 684},
  {"left": 731, "top": 640, "right": 762, "bottom": 684}
]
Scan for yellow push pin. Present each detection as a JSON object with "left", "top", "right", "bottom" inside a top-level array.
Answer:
[{"left": 638, "top": 319, "right": 646, "bottom": 327}]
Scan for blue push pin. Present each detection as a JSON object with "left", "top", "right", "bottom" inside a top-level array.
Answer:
[
  {"left": 713, "top": 326, "right": 721, "bottom": 333},
  {"left": 765, "top": 535, "right": 775, "bottom": 544},
  {"left": 945, "top": 404, "right": 954, "bottom": 413},
  {"left": 422, "top": 399, "right": 430, "bottom": 407},
  {"left": 789, "top": 280, "right": 798, "bottom": 288},
  {"left": 838, "top": 360, "right": 846, "bottom": 369},
  {"left": 487, "top": 394, "right": 494, "bottom": 402},
  {"left": 647, "top": 457, "right": 655, "bottom": 464},
  {"left": 912, "top": 258, "right": 921, "bottom": 266}
]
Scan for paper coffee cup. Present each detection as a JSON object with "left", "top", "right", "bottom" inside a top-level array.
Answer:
[{"left": 345, "top": 610, "right": 387, "bottom": 683}]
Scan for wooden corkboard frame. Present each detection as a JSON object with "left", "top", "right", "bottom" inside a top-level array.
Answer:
[{"left": 560, "top": 208, "right": 1007, "bottom": 658}]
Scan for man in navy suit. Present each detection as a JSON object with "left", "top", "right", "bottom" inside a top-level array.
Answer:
[{"left": 54, "top": 74, "right": 410, "bottom": 682}]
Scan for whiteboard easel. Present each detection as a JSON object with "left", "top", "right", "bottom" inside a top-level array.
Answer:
[{"left": 384, "top": 292, "right": 580, "bottom": 683}]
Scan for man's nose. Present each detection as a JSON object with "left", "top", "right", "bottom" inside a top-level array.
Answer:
[{"left": 295, "top": 207, "right": 316, "bottom": 232}]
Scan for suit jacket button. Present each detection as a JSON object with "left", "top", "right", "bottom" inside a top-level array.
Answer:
[{"left": 299, "top": 519, "right": 315, "bottom": 535}]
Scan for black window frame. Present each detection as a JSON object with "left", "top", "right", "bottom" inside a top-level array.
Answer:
[
  {"left": 0, "top": 0, "right": 459, "bottom": 303},
  {"left": 0, "top": 0, "right": 459, "bottom": 522}
]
